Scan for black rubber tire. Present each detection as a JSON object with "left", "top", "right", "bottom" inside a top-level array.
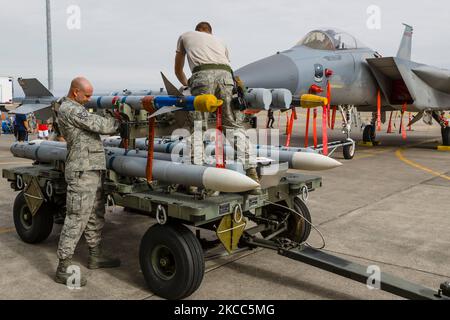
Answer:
[
  {"left": 293, "top": 197, "right": 312, "bottom": 243},
  {"left": 262, "top": 197, "right": 312, "bottom": 244},
  {"left": 343, "top": 143, "right": 355, "bottom": 160},
  {"left": 13, "top": 191, "right": 54, "bottom": 244},
  {"left": 139, "top": 223, "right": 205, "bottom": 300},
  {"left": 442, "top": 127, "right": 450, "bottom": 146},
  {"left": 363, "top": 125, "right": 376, "bottom": 143}
]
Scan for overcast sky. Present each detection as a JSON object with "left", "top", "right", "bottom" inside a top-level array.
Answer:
[{"left": 1, "top": 0, "right": 450, "bottom": 96}]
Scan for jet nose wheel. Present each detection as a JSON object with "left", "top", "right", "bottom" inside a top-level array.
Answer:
[{"left": 343, "top": 141, "right": 356, "bottom": 160}]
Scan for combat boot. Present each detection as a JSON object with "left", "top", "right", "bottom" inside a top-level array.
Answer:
[
  {"left": 55, "top": 258, "right": 87, "bottom": 287},
  {"left": 246, "top": 168, "right": 262, "bottom": 195},
  {"left": 88, "top": 245, "right": 121, "bottom": 269}
]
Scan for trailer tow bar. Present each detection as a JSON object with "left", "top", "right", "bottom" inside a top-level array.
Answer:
[{"left": 243, "top": 236, "right": 450, "bottom": 300}]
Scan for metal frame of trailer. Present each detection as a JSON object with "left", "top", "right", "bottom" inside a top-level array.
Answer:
[{"left": 2, "top": 163, "right": 449, "bottom": 300}]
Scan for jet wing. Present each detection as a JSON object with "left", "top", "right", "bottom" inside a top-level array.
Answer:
[
  {"left": 412, "top": 66, "right": 450, "bottom": 94},
  {"left": 12, "top": 103, "right": 53, "bottom": 121},
  {"left": 367, "top": 57, "right": 450, "bottom": 111},
  {"left": 366, "top": 57, "right": 415, "bottom": 106}
]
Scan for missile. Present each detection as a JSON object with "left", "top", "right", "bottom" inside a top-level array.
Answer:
[
  {"left": 270, "top": 89, "right": 292, "bottom": 110},
  {"left": 102, "top": 137, "right": 342, "bottom": 171},
  {"left": 242, "top": 88, "right": 293, "bottom": 111},
  {"left": 10, "top": 141, "right": 260, "bottom": 193},
  {"left": 203, "top": 144, "right": 342, "bottom": 171},
  {"left": 86, "top": 88, "right": 291, "bottom": 114},
  {"left": 85, "top": 94, "right": 223, "bottom": 118},
  {"left": 27, "top": 140, "right": 247, "bottom": 173},
  {"left": 244, "top": 88, "right": 272, "bottom": 111}
]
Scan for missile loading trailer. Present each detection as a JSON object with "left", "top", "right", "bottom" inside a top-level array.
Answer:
[
  {"left": 2, "top": 160, "right": 322, "bottom": 299},
  {"left": 3, "top": 161, "right": 450, "bottom": 301}
]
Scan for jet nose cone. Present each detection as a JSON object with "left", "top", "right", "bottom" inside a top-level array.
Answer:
[{"left": 235, "top": 53, "right": 299, "bottom": 93}]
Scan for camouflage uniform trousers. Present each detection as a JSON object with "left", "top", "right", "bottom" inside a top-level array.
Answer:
[
  {"left": 187, "top": 69, "right": 256, "bottom": 169},
  {"left": 57, "top": 170, "right": 106, "bottom": 260}
]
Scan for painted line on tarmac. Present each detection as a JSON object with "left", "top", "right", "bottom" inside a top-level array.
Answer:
[
  {"left": 0, "top": 227, "right": 15, "bottom": 235},
  {"left": 353, "top": 147, "right": 393, "bottom": 160},
  {"left": 395, "top": 148, "right": 450, "bottom": 181},
  {"left": 395, "top": 139, "right": 450, "bottom": 181}
]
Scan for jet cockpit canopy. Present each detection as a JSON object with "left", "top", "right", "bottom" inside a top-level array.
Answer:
[{"left": 297, "top": 28, "right": 367, "bottom": 50}]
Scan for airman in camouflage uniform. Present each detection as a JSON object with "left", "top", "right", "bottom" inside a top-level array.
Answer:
[
  {"left": 54, "top": 77, "right": 121, "bottom": 287},
  {"left": 175, "top": 22, "right": 260, "bottom": 194}
]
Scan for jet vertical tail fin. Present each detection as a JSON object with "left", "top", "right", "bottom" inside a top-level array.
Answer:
[
  {"left": 396, "top": 23, "right": 413, "bottom": 60},
  {"left": 17, "top": 78, "right": 53, "bottom": 98}
]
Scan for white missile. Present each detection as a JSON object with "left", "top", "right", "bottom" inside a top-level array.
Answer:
[
  {"left": 102, "top": 137, "right": 342, "bottom": 171},
  {"left": 11, "top": 141, "right": 260, "bottom": 193}
]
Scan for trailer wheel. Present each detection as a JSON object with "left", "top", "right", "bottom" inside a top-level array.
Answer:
[
  {"left": 293, "top": 197, "right": 312, "bottom": 243},
  {"left": 262, "top": 197, "right": 312, "bottom": 244},
  {"left": 139, "top": 223, "right": 205, "bottom": 300},
  {"left": 363, "top": 125, "right": 376, "bottom": 143},
  {"left": 343, "top": 143, "right": 355, "bottom": 160},
  {"left": 13, "top": 191, "right": 54, "bottom": 244},
  {"left": 442, "top": 127, "right": 450, "bottom": 146}
]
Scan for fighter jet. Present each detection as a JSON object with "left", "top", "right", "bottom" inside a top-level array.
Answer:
[{"left": 236, "top": 24, "right": 450, "bottom": 146}]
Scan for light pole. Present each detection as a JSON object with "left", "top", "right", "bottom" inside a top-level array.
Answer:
[{"left": 46, "top": 0, "right": 54, "bottom": 92}]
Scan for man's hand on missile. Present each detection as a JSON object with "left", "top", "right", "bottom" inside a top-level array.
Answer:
[{"left": 105, "top": 108, "right": 124, "bottom": 122}]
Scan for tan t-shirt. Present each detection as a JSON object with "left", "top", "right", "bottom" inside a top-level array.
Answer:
[{"left": 177, "top": 31, "right": 230, "bottom": 71}]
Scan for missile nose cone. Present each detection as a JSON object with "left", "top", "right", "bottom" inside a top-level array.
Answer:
[
  {"left": 291, "top": 152, "right": 342, "bottom": 171},
  {"left": 235, "top": 53, "right": 299, "bottom": 93},
  {"left": 202, "top": 167, "right": 260, "bottom": 192}
]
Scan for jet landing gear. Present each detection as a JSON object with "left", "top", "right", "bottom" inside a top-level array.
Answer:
[
  {"left": 363, "top": 124, "right": 376, "bottom": 143},
  {"left": 442, "top": 127, "right": 450, "bottom": 146},
  {"left": 339, "top": 105, "right": 357, "bottom": 160},
  {"left": 362, "top": 111, "right": 380, "bottom": 145},
  {"left": 432, "top": 111, "right": 450, "bottom": 146}
]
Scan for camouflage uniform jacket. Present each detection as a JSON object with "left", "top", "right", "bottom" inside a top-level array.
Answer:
[{"left": 56, "top": 97, "right": 119, "bottom": 172}]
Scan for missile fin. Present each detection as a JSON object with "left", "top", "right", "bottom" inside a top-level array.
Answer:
[
  {"left": 149, "top": 105, "right": 182, "bottom": 118},
  {"left": 161, "top": 72, "right": 184, "bottom": 97}
]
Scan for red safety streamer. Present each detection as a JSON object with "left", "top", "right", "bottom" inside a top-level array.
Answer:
[
  {"left": 285, "top": 112, "right": 289, "bottom": 135},
  {"left": 326, "top": 81, "right": 331, "bottom": 128},
  {"left": 322, "top": 105, "right": 328, "bottom": 156},
  {"left": 401, "top": 102, "right": 407, "bottom": 140},
  {"left": 215, "top": 105, "right": 225, "bottom": 168},
  {"left": 313, "top": 108, "right": 318, "bottom": 148},
  {"left": 331, "top": 106, "right": 337, "bottom": 130},
  {"left": 305, "top": 109, "right": 310, "bottom": 148},
  {"left": 285, "top": 108, "right": 296, "bottom": 147},
  {"left": 142, "top": 96, "right": 156, "bottom": 183},
  {"left": 377, "top": 90, "right": 382, "bottom": 131}
]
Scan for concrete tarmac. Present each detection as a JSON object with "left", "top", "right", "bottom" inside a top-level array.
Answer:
[{"left": 0, "top": 113, "right": 449, "bottom": 300}]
